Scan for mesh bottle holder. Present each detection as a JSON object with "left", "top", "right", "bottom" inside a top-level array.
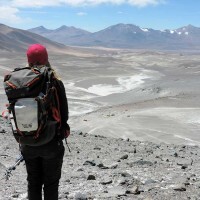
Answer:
[{"left": 14, "top": 98, "right": 38, "bottom": 133}]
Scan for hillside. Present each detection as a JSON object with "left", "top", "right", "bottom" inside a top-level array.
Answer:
[{"left": 0, "top": 24, "right": 67, "bottom": 52}]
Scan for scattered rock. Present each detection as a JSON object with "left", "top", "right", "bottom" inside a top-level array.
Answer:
[
  {"left": 94, "top": 147, "right": 101, "bottom": 150},
  {"left": 121, "top": 172, "right": 131, "bottom": 177},
  {"left": 83, "top": 133, "right": 88, "bottom": 137},
  {"left": 0, "top": 127, "right": 5, "bottom": 133},
  {"left": 107, "top": 114, "right": 116, "bottom": 117},
  {"left": 109, "top": 163, "right": 118, "bottom": 169},
  {"left": 12, "top": 193, "right": 19, "bottom": 198},
  {"left": 100, "top": 179, "right": 113, "bottom": 185},
  {"left": 76, "top": 131, "right": 83, "bottom": 135},
  {"left": 97, "top": 163, "right": 109, "bottom": 169},
  {"left": 177, "top": 159, "right": 193, "bottom": 170},
  {"left": 118, "top": 178, "right": 128, "bottom": 185},
  {"left": 120, "top": 154, "right": 128, "bottom": 160},
  {"left": 134, "top": 160, "right": 153, "bottom": 166},
  {"left": 144, "top": 179, "right": 157, "bottom": 185},
  {"left": 181, "top": 164, "right": 188, "bottom": 169},
  {"left": 83, "top": 160, "right": 96, "bottom": 166},
  {"left": 126, "top": 185, "right": 140, "bottom": 195},
  {"left": 107, "top": 186, "right": 126, "bottom": 197},
  {"left": 77, "top": 168, "right": 84, "bottom": 172},
  {"left": 174, "top": 152, "right": 178, "bottom": 157},
  {"left": 173, "top": 184, "right": 186, "bottom": 191},
  {"left": 87, "top": 175, "right": 96, "bottom": 180}
]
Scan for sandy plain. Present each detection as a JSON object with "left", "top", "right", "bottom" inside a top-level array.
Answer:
[{"left": 0, "top": 50, "right": 200, "bottom": 145}]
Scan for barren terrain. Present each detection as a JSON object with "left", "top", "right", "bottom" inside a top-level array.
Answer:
[{"left": 0, "top": 49, "right": 200, "bottom": 199}]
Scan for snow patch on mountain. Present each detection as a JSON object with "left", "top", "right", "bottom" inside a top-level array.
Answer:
[{"left": 140, "top": 28, "right": 149, "bottom": 32}]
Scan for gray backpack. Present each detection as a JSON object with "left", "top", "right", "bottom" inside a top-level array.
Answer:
[{"left": 4, "top": 66, "right": 61, "bottom": 146}]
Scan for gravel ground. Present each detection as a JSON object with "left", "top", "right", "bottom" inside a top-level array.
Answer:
[{"left": 0, "top": 116, "right": 200, "bottom": 200}]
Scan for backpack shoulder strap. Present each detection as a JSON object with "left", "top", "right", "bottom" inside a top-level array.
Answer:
[{"left": 13, "top": 67, "right": 30, "bottom": 72}]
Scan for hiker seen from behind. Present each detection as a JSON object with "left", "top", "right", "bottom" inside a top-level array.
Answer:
[{"left": 3, "top": 44, "right": 70, "bottom": 200}]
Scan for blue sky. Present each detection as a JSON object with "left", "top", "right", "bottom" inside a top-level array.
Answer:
[{"left": 0, "top": 0, "right": 199, "bottom": 32}]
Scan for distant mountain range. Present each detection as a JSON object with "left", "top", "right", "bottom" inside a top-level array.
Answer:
[
  {"left": 0, "top": 23, "right": 67, "bottom": 52},
  {"left": 0, "top": 23, "right": 200, "bottom": 52},
  {"left": 29, "top": 25, "right": 91, "bottom": 44},
  {"left": 28, "top": 23, "right": 200, "bottom": 50}
]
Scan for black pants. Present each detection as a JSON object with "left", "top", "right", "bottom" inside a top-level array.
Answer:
[{"left": 21, "top": 138, "right": 65, "bottom": 200}]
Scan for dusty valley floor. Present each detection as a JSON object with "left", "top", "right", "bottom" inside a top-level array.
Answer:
[{"left": 0, "top": 49, "right": 200, "bottom": 199}]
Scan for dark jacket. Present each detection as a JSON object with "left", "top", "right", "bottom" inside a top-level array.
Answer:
[
  {"left": 55, "top": 79, "right": 70, "bottom": 130},
  {"left": 53, "top": 78, "right": 70, "bottom": 141}
]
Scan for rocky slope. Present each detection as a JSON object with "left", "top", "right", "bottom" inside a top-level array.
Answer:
[{"left": 0, "top": 116, "right": 200, "bottom": 200}]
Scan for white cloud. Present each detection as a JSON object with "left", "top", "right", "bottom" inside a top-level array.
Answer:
[
  {"left": 10, "top": 0, "right": 165, "bottom": 8},
  {"left": 127, "top": 0, "right": 165, "bottom": 7},
  {"left": 0, "top": 0, "right": 164, "bottom": 25},
  {"left": 77, "top": 12, "right": 87, "bottom": 16},
  {"left": 0, "top": 6, "right": 22, "bottom": 24},
  {"left": 11, "top": 0, "right": 61, "bottom": 8}
]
